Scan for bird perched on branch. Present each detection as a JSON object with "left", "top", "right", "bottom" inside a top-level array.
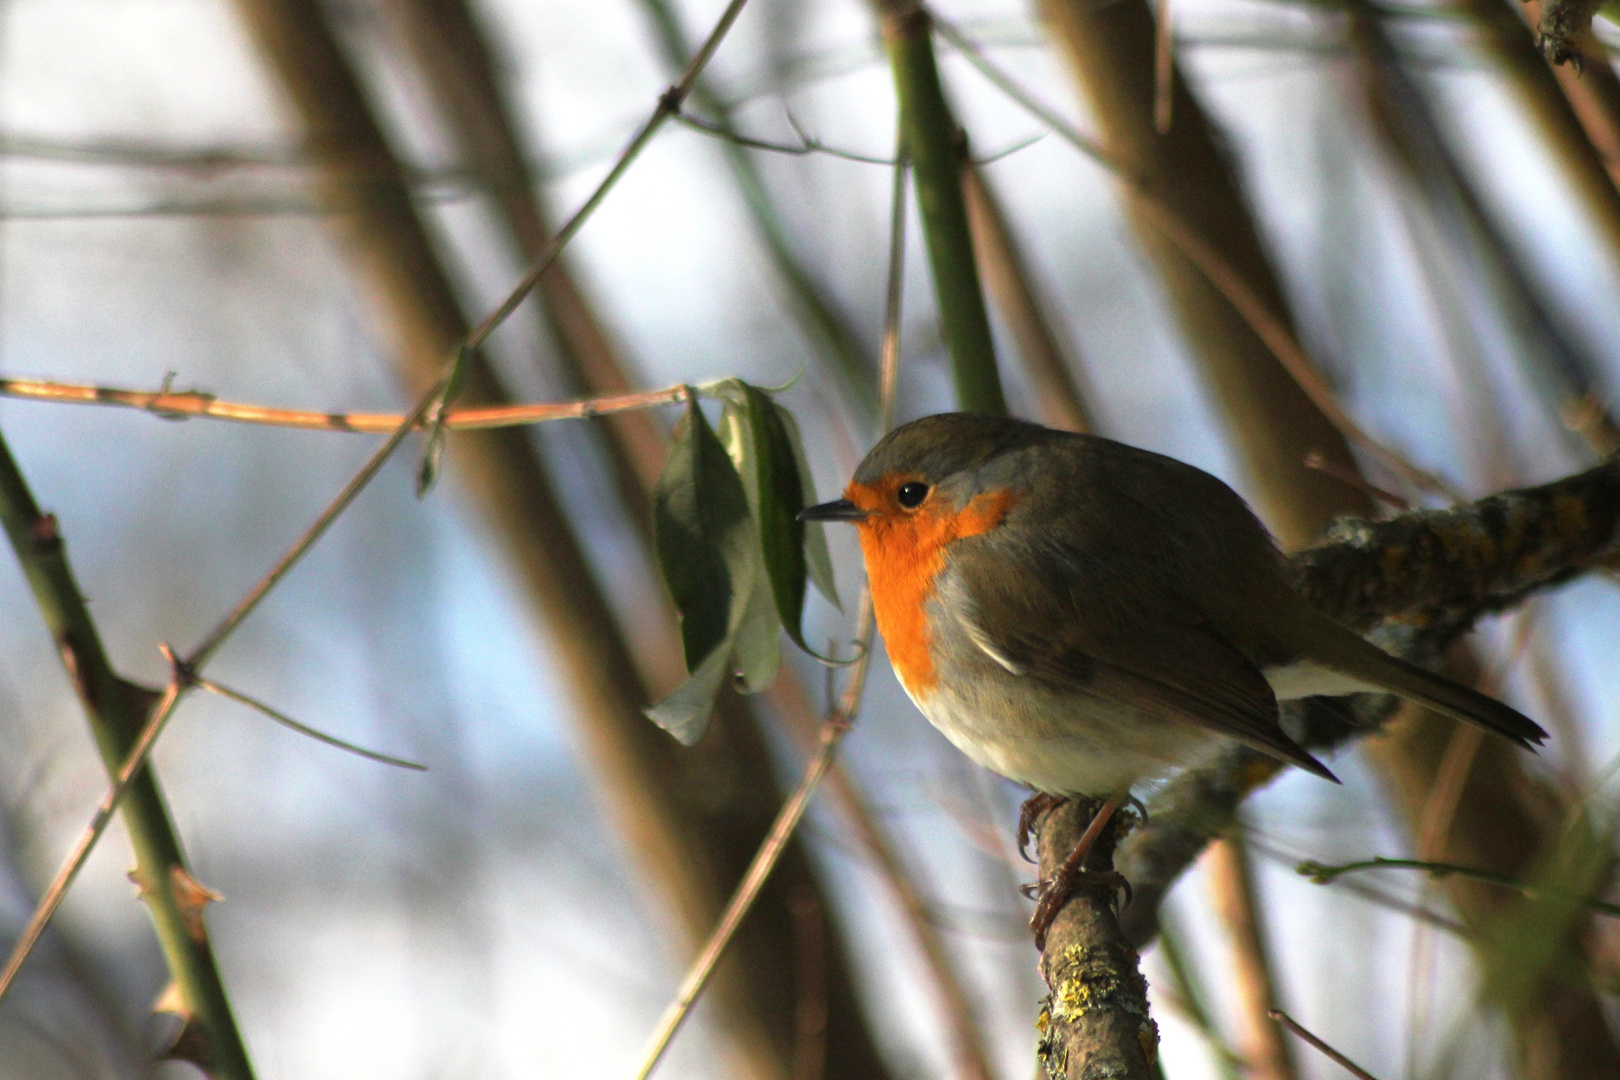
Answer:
[{"left": 801, "top": 413, "right": 1546, "bottom": 946}]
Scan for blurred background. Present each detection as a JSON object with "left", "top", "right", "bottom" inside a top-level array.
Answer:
[{"left": 0, "top": 0, "right": 1618, "bottom": 1076}]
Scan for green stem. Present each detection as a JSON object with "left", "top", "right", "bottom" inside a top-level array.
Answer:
[
  {"left": 1298, "top": 857, "right": 1620, "bottom": 918},
  {"left": 0, "top": 429, "right": 255, "bottom": 1080},
  {"left": 878, "top": 3, "right": 1005, "bottom": 416}
]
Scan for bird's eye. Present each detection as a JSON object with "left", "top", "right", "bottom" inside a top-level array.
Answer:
[{"left": 896, "top": 482, "right": 930, "bottom": 508}]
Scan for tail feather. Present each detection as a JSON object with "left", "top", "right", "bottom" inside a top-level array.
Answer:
[{"left": 1304, "top": 617, "right": 1548, "bottom": 749}]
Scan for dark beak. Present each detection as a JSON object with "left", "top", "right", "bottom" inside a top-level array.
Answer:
[{"left": 798, "top": 498, "right": 867, "bottom": 523}]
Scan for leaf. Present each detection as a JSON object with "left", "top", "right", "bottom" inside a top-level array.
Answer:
[
  {"left": 716, "top": 402, "right": 784, "bottom": 691},
  {"left": 731, "top": 559, "right": 782, "bottom": 693},
  {"left": 645, "top": 643, "right": 732, "bottom": 745},
  {"left": 777, "top": 403, "right": 840, "bottom": 611},
  {"left": 653, "top": 393, "right": 755, "bottom": 672},
  {"left": 710, "top": 381, "right": 813, "bottom": 648},
  {"left": 415, "top": 345, "right": 473, "bottom": 498}
]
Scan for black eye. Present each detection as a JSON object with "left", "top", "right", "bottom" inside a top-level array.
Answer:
[{"left": 897, "top": 482, "right": 929, "bottom": 508}]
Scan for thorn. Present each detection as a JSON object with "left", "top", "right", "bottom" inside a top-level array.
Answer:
[{"left": 170, "top": 866, "right": 224, "bottom": 943}]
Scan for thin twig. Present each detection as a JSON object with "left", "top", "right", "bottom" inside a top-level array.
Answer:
[
  {"left": 632, "top": 594, "right": 876, "bottom": 1080},
  {"left": 197, "top": 679, "right": 427, "bottom": 771},
  {"left": 1269, "top": 1009, "right": 1381, "bottom": 1080},
  {"left": 673, "top": 107, "right": 1041, "bottom": 168},
  {"left": 675, "top": 109, "right": 897, "bottom": 164},
  {"left": 0, "top": 668, "right": 185, "bottom": 1001},
  {"left": 185, "top": 382, "right": 445, "bottom": 670},
  {"left": 1297, "top": 857, "right": 1620, "bottom": 917},
  {"left": 929, "top": 11, "right": 1459, "bottom": 502},
  {"left": 463, "top": 0, "right": 752, "bottom": 351},
  {"left": 0, "top": 375, "right": 689, "bottom": 434},
  {"left": 0, "top": 377, "right": 442, "bottom": 1003},
  {"left": 633, "top": 122, "right": 911, "bottom": 1080}
]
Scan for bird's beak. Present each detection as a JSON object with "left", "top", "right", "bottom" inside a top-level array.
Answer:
[{"left": 798, "top": 498, "right": 868, "bottom": 523}]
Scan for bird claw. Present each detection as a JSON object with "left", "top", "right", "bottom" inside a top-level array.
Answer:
[
  {"left": 1016, "top": 792, "right": 1068, "bottom": 863},
  {"left": 1028, "top": 869, "right": 1131, "bottom": 951}
]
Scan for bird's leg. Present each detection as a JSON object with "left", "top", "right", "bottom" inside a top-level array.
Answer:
[
  {"left": 1016, "top": 792, "right": 1068, "bottom": 863},
  {"left": 1028, "top": 794, "right": 1128, "bottom": 951}
]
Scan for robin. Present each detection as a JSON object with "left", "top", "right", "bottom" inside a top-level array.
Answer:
[{"left": 800, "top": 413, "right": 1546, "bottom": 945}]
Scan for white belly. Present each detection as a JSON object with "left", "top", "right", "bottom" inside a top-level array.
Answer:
[{"left": 903, "top": 678, "right": 1225, "bottom": 797}]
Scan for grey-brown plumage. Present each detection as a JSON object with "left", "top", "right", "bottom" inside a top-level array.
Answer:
[{"left": 823, "top": 414, "right": 1545, "bottom": 796}]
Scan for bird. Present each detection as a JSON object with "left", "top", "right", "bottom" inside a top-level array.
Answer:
[{"left": 799, "top": 413, "right": 1546, "bottom": 945}]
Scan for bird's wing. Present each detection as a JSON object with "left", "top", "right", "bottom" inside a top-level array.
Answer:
[{"left": 948, "top": 540, "right": 1336, "bottom": 781}]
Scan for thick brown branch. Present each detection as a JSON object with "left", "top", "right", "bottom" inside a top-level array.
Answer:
[
  {"left": 1292, "top": 454, "right": 1620, "bottom": 636},
  {"left": 1034, "top": 798, "right": 1157, "bottom": 1080}
]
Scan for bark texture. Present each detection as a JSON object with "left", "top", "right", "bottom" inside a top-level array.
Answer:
[{"left": 1034, "top": 798, "right": 1156, "bottom": 1080}]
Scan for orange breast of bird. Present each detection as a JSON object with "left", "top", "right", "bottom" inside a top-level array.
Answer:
[{"left": 847, "top": 475, "right": 1019, "bottom": 700}]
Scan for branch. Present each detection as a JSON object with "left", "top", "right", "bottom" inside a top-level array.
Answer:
[
  {"left": 1297, "top": 857, "right": 1620, "bottom": 918},
  {"left": 1033, "top": 798, "right": 1156, "bottom": 1079},
  {"left": 0, "top": 434, "right": 255, "bottom": 1079},
  {"left": 1117, "top": 453, "right": 1620, "bottom": 946},
  {"left": 0, "top": 374, "right": 689, "bottom": 433}
]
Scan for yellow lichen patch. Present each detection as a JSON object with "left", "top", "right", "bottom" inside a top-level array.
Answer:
[{"left": 1047, "top": 943, "right": 1149, "bottom": 1022}]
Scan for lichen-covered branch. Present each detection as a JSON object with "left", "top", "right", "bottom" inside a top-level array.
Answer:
[
  {"left": 1034, "top": 798, "right": 1157, "bottom": 1080},
  {"left": 1117, "top": 453, "right": 1620, "bottom": 946},
  {"left": 1292, "top": 455, "right": 1620, "bottom": 635}
]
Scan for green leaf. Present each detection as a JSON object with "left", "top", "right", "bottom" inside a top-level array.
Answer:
[
  {"left": 731, "top": 563, "right": 782, "bottom": 693},
  {"left": 716, "top": 401, "right": 784, "bottom": 691},
  {"left": 653, "top": 393, "right": 755, "bottom": 673},
  {"left": 713, "top": 384, "right": 812, "bottom": 649},
  {"left": 777, "top": 403, "right": 840, "bottom": 611},
  {"left": 644, "top": 644, "right": 732, "bottom": 745},
  {"left": 415, "top": 345, "right": 473, "bottom": 498}
]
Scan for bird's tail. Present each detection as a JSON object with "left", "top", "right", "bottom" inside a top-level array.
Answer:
[{"left": 1300, "top": 614, "right": 1548, "bottom": 749}]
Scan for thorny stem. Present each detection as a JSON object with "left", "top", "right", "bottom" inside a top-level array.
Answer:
[
  {"left": 877, "top": 0, "right": 1007, "bottom": 416},
  {"left": 0, "top": 437, "right": 253, "bottom": 1077}
]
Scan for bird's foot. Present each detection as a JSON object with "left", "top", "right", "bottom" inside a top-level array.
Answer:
[
  {"left": 1025, "top": 869, "right": 1131, "bottom": 951},
  {"left": 1016, "top": 792, "right": 1068, "bottom": 863}
]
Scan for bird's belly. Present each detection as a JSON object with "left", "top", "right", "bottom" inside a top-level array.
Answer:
[{"left": 902, "top": 673, "right": 1225, "bottom": 797}]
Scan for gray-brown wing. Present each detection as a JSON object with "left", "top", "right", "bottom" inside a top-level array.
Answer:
[{"left": 950, "top": 541, "right": 1336, "bottom": 781}]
